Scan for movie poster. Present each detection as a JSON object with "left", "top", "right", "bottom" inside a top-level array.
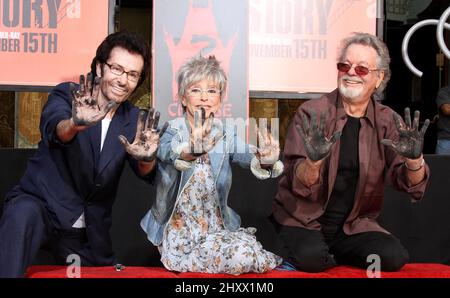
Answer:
[
  {"left": 249, "top": 0, "right": 377, "bottom": 93},
  {"left": 153, "top": 0, "right": 248, "bottom": 122},
  {"left": 0, "top": 0, "right": 109, "bottom": 88}
]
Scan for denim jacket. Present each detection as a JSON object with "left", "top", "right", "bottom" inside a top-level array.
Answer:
[{"left": 140, "top": 117, "right": 274, "bottom": 246}]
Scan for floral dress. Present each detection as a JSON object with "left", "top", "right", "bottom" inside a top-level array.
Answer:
[{"left": 159, "top": 155, "right": 282, "bottom": 275}]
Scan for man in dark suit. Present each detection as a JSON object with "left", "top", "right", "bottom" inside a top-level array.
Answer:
[{"left": 0, "top": 31, "right": 166, "bottom": 277}]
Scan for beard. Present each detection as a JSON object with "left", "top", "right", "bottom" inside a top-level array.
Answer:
[
  {"left": 339, "top": 84, "right": 363, "bottom": 100},
  {"left": 338, "top": 75, "right": 363, "bottom": 100}
]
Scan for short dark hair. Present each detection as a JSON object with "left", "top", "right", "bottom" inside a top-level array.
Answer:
[{"left": 90, "top": 30, "right": 150, "bottom": 88}]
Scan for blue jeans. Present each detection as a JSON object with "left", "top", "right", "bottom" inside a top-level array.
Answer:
[{"left": 435, "top": 139, "right": 450, "bottom": 154}]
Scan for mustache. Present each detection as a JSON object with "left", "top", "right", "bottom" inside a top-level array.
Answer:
[{"left": 341, "top": 75, "right": 363, "bottom": 83}]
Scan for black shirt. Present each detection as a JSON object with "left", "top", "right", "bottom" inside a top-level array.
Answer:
[{"left": 319, "top": 116, "right": 360, "bottom": 241}]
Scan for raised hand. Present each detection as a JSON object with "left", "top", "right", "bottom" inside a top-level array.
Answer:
[
  {"left": 70, "top": 73, "right": 117, "bottom": 126},
  {"left": 118, "top": 108, "right": 169, "bottom": 161},
  {"left": 295, "top": 110, "right": 341, "bottom": 162},
  {"left": 381, "top": 107, "right": 430, "bottom": 159},
  {"left": 190, "top": 108, "right": 222, "bottom": 156},
  {"left": 255, "top": 120, "right": 280, "bottom": 165}
]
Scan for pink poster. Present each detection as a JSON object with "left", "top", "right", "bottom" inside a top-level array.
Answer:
[
  {"left": 0, "top": 0, "right": 109, "bottom": 88},
  {"left": 153, "top": 0, "right": 248, "bottom": 122},
  {"left": 249, "top": 0, "right": 377, "bottom": 93}
]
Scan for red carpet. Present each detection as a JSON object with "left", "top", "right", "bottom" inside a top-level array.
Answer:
[
  {"left": 26, "top": 266, "right": 179, "bottom": 278},
  {"left": 26, "top": 263, "right": 450, "bottom": 278}
]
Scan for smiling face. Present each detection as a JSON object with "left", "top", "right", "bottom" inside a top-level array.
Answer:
[
  {"left": 181, "top": 79, "right": 222, "bottom": 125},
  {"left": 337, "top": 44, "right": 384, "bottom": 105},
  {"left": 96, "top": 46, "right": 144, "bottom": 105}
]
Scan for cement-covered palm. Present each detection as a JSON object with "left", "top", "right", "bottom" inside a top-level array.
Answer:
[
  {"left": 256, "top": 122, "right": 280, "bottom": 165},
  {"left": 190, "top": 108, "right": 221, "bottom": 156},
  {"left": 119, "top": 108, "right": 168, "bottom": 161},
  {"left": 70, "top": 74, "right": 116, "bottom": 126},
  {"left": 295, "top": 110, "right": 341, "bottom": 162},
  {"left": 381, "top": 107, "right": 430, "bottom": 159}
]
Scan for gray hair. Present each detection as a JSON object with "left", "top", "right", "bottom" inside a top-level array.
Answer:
[
  {"left": 177, "top": 54, "right": 227, "bottom": 100},
  {"left": 338, "top": 32, "right": 391, "bottom": 93}
]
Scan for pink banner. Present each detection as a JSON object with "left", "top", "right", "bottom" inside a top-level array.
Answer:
[
  {"left": 249, "top": 0, "right": 377, "bottom": 93},
  {"left": 153, "top": 0, "right": 248, "bottom": 122},
  {"left": 0, "top": 0, "right": 109, "bottom": 87}
]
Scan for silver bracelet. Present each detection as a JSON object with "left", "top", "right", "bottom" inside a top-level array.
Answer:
[{"left": 404, "top": 158, "right": 425, "bottom": 171}]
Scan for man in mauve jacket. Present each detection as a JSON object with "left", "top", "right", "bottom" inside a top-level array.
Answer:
[{"left": 272, "top": 32, "right": 430, "bottom": 273}]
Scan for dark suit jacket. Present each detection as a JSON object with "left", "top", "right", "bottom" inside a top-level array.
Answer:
[{"left": 6, "top": 82, "right": 150, "bottom": 265}]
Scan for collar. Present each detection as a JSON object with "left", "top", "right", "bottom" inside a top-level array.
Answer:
[{"left": 335, "top": 92, "right": 376, "bottom": 128}]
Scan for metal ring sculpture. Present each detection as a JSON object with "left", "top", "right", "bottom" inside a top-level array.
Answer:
[{"left": 402, "top": 6, "right": 450, "bottom": 77}]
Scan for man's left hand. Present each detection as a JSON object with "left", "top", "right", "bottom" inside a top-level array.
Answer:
[{"left": 381, "top": 107, "right": 430, "bottom": 159}]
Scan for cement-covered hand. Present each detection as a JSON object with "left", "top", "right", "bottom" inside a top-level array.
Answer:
[
  {"left": 255, "top": 122, "right": 280, "bottom": 166},
  {"left": 119, "top": 108, "right": 168, "bottom": 161},
  {"left": 381, "top": 107, "right": 430, "bottom": 159},
  {"left": 295, "top": 110, "right": 341, "bottom": 162},
  {"left": 189, "top": 108, "right": 222, "bottom": 156},
  {"left": 70, "top": 73, "right": 117, "bottom": 127}
]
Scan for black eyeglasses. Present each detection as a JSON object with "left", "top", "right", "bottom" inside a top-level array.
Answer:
[
  {"left": 105, "top": 62, "right": 141, "bottom": 83},
  {"left": 337, "top": 62, "right": 380, "bottom": 77}
]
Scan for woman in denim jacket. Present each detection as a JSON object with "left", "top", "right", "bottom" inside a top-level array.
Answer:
[{"left": 141, "top": 55, "right": 283, "bottom": 274}]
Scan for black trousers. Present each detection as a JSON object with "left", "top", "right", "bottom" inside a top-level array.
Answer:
[
  {"left": 270, "top": 216, "right": 409, "bottom": 273},
  {"left": 0, "top": 195, "right": 108, "bottom": 277}
]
